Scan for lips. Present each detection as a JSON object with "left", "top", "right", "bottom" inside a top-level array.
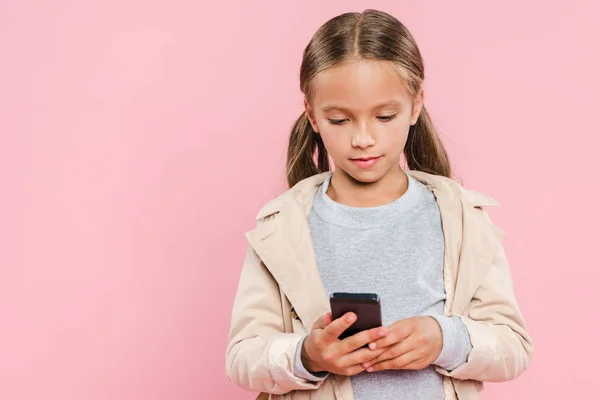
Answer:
[
  {"left": 350, "top": 155, "right": 383, "bottom": 168},
  {"left": 352, "top": 156, "right": 380, "bottom": 161}
]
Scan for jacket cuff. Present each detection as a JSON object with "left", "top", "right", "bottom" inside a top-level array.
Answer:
[
  {"left": 293, "top": 335, "right": 329, "bottom": 382},
  {"left": 429, "top": 315, "right": 473, "bottom": 371}
]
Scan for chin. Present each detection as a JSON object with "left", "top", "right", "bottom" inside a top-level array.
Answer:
[{"left": 345, "top": 168, "right": 386, "bottom": 184}]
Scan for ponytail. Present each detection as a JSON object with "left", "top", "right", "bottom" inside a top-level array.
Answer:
[
  {"left": 286, "top": 112, "right": 330, "bottom": 188},
  {"left": 405, "top": 106, "right": 452, "bottom": 178}
]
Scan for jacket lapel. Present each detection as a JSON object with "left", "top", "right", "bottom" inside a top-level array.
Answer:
[
  {"left": 245, "top": 174, "right": 331, "bottom": 331},
  {"left": 408, "top": 171, "right": 463, "bottom": 291},
  {"left": 405, "top": 170, "right": 504, "bottom": 315}
]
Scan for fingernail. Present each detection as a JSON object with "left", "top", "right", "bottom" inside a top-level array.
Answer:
[
  {"left": 367, "top": 367, "right": 374, "bottom": 372},
  {"left": 347, "top": 314, "right": 356, "bottom": 323},
  {"left": 369, "top": 342, "right": 376, "bottom": 350},
  {"left": 363, "top": 362, "right": 371, "bottom": 368},
  {"left": 378, "top": 329, "right": 387, "bottom": 337}
]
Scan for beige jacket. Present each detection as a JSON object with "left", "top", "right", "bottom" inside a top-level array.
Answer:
[{"left": 225, "top": 170, "right": 533, "bottom": 400}]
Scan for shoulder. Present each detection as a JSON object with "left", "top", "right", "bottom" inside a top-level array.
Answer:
[
  {"left": 254, "top": 172, "right": 330, "bottom": 221},
  {"left": 460, "top": 187, "right": 501, "bottom": 208},
  {"left": 407, "top": 170, "right": 504, "bottom": 243},
  {"left": 253, "top": 189, "right": 295, "bottom": 221},
  {"left": 407, "top": 170, "right": 500, "bottom": 209}
]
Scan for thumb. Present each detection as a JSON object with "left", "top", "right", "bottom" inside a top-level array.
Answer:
[{"left": 313, "top": 312, "right": 332, "bottom": 330}]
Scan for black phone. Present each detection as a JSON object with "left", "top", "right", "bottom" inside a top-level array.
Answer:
[{"left": 329, "top": 292, "right": 382, "bottom": 340}]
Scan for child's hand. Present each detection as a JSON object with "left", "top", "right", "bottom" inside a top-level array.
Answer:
[
  {"left": 301, "top": 312, "right": 389, "bottom": 376},
  {"left": 360, "top": 316, "right": 443, "bottom": 372}
]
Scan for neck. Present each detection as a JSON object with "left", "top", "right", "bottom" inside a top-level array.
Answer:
[{"left": 327, "top": 165, "right": 408, "bottom": 207}]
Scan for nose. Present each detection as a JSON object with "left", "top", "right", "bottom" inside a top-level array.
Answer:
[{"left": 351, "top": 129, "right": 376, "bottom": 149}]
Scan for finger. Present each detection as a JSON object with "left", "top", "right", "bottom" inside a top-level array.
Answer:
[
  {"left": 337, "top": 326, "right": 388, "bottom": 354},
  {"left": 368, "top": 320, "right": 413, "bottom": 350},
  {"left": 369, "top": 354, "right": 429, "bottom": 372},
  {"left": 339, "top": 364, "right": 366, "bottom": 377},
  {"left": 398, "top": 356, "right": 430, "bottom": 371},
  {"left": 367, "top": 349, "right": 423, "bottom": 372},
  {"left": 338, "top": 346, "right": 387, "bottom": 367},
  {"left": 363, "top": 335, "right": 416, "bottom": 367},
  {"left": 313, "top": 312, "right": 332, "bottom": 330},
  {"left": 323, "top": 312, "right": 356, "bottom": 340}
]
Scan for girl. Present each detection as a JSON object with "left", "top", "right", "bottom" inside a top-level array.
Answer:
[{"left": 225, "top": 9, "right": 533, "bottom": 400}]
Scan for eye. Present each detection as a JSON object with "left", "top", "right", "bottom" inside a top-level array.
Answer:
[
  {"left": 328, "top": 118, "right": 348, "bottom": 125},
  {"left": 377, "top": 114, "right": 397, "bottom": 122}
]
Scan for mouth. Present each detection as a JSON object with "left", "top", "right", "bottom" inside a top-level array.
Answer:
[{"left": 350, "top": 155, "right": 383, "bottom": 168}]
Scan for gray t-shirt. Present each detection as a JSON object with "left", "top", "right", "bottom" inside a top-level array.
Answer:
[{"left": 293, "top": 171, "right": 472, "bottom": 400}]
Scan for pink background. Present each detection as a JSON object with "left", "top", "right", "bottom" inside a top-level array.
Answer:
[{"left": 1, "top": 1, "right": 598, "bottom": 399}]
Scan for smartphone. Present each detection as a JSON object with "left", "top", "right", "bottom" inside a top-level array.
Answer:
[{"left": 329, "top": 292, "right": 382, "bottom": 340}]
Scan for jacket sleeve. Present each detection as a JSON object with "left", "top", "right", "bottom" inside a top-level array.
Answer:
[
  {"left": 225, "top": 244, "right": 327, "bottom": 394},
  {"left": 436, "top": 241, "right": 534, "bottom": 382}
]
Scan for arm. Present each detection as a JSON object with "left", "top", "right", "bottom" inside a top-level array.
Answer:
[
  {"left": 435, "top": 243, "right": 534, "bottom": 382},
  {"left": 225, "top": 245, "right": 327, "bottom": 394}
]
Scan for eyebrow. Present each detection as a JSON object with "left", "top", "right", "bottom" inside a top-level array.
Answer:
[{"left": 320, "top": 100, "right": 403, "bottom": 113}]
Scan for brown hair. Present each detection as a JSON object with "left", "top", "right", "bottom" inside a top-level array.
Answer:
[{"left": 286, "top": 9, "right": 452, "bottom": 188}]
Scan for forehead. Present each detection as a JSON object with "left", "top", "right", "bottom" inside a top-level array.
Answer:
[{"left": 309, "top": 59, "right": 411, "bottom": 111}]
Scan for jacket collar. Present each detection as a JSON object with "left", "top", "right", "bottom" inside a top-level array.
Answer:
[{"left": 246, "top": 170, "right": 503, "bottom": 330}]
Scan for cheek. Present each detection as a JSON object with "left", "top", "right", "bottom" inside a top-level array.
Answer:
[
  {"left": 319, "top": 130, "right": 347, "bottom": 155},
  {"left": 391, "top": 115, "right": 412, "bottom": 134},
  {"left": 390, "top": 127, "right": 410, "bottom": 146},
  {"left": 381, "top": 120, "right": 410, "bottom": 142}
]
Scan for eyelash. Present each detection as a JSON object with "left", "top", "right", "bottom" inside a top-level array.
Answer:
[{"left": 328, "top": 114, "right": 397, "bottom": 125}]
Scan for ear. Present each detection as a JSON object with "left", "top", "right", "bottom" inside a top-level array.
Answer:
[
  {"left": 303, "top": 97, "right": 319, "bottom": 133},
  {"left": 410, "top": 88, "right": 425, "bottom": 126}
]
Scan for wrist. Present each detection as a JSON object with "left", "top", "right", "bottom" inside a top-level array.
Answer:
[
  {"left": 428, "top": 315, "right": 469, "bottom": 370},
  {"left": 301, "top": 337, "right": 323, "bottom": 373}
]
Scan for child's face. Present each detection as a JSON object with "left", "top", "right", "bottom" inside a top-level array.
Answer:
[{"left": 305, "top": 59, "right": 423, "bottom": 184}]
